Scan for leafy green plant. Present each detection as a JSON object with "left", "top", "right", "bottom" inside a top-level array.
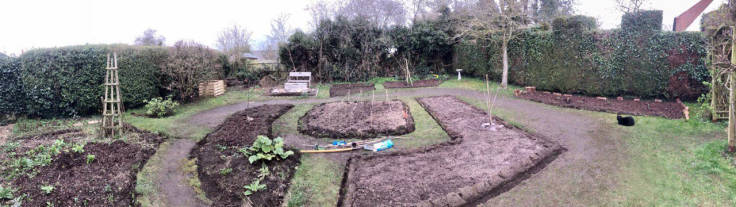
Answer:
[
  {"left": 258, "top": 164, "right": 270, "bottom": 178},
  {"left": 40, "top": 185, "right": 54, "bottom": 194},
  {"left": 219, "top": 168, "right": 232, "bottom": 175},
  {"left": 241, "top": 135, "right": 294, "bottom": 164},
  {"left": 86, "top": 154, "right": 96, "bottom": 164},
  {"left": 144, "top": 96, "right": 180, "bottom": 118},
  {"left": 242, "top": 179, "right": 266, "bottom": 196},
  {"left": 0, "top": 185, "right": 15, "bottom": 199},
  {"left": 71, "top": 143, "right": 85, "bottom": 153}
]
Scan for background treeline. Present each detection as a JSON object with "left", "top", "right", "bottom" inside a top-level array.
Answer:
[
  {"left": 279, "top": 10, "right": 456, "bottom": 82},
  {"left": 0, "top": 43, "right": 223, "bottom": 118},
  {"left": 282, "top": 8, "right": 708, "bottom": 100}
]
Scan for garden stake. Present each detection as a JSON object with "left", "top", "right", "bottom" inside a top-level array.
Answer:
[
  {"left": 485, "top": 75, "right": 493, "bottom": 125},
  {"left": 102, "top": 53, "right": 123, "bottom": 137}
]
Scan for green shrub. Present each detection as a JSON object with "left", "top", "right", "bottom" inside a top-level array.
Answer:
[
  {"left": 144, "top": 96, "right": 179, "bottom": 117},
  {"left": 18, "top": 45, "right": 166, "bottom": 117},
  {"left": 622, "top": 10, "right": 663, "bottom": 32},
  {"left": 0, "top": 56, "right": 24, "bottom": 118},
  {"left": 162, "top": 41, "right": 220, "bottom": 102},
  {"left": 40, "top": 185, "right": 54, "bottom": 194},
  {"left": 0, "top": 185, "right": 14, "bottom": 199},
  {"left": 86, "top": 154, "right": 95, "bottom": 164},
  {"left": 239, "top": 135, "right": 294, "bottom": 164}
]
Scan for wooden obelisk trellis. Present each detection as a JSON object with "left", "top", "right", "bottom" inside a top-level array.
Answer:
[{"left": 102, "top": 53, "right": 123, "bottom": 137}]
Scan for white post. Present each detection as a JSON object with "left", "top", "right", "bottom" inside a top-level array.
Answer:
[{"left": 456, "top": 69, "right": 463, "bottom": 80}]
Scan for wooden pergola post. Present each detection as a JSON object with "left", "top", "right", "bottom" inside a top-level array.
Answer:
[{"left": 729, "top": 29, "right": 736, "bottom": 153}]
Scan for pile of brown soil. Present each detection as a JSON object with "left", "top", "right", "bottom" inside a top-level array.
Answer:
[
  {"left": 518, "top": 91, "right": 685, "bottom": 119},
  {"left": 329, "top": 83, "right": 375, "bottom": 97},
  {"left": 299, "top": 100, "right": 415, "bottom": 139},
  {"left": 383, "top": 79, "right": 441, "bottom": 89},
  {"left": 192, "top": 104, "right": 300, "bottom": 207},
  {"left": 340, "top": 96, "right": 564, "bottom": 206},
  {"left": 6, "top": 126, "right": 164, "bottom": 206}
]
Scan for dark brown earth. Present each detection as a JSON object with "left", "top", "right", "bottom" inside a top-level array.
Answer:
[
  {"left": 383, "top": 79, "right": 442, "bottom": 88},
  {"left": 340, "top": 96, "right": 564, "bottom": 206},
  {"left": 518, "top": 91, "right": 685, "bottom": 119},
  {"left": 329, "top": 83, "right": 375, "bottom": 97},
  {"left": 299, "top": 100, "right": 415, "bottom": 139},
  {"left": 192, "top": 104, "right": 300, "bottom": 207},
  {"left": 8, "top": 126, "right": 164, "bottom": 207},
  {"left": 186, "top": 87, "right": 632, "bottom": 206}
]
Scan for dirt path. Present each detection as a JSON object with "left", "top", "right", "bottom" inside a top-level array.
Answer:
[
  {"left": 187, "top": 88, "right": 626, "bottom": 206},
  {"left": 158, "top": 139, "right": 208, "bottom": 207}
]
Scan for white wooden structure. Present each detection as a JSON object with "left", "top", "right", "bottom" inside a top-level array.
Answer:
[{"left": 285, "top": 72, "right": 311, "bottom": 92}]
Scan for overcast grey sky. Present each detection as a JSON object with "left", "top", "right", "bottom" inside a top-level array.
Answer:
[{"left": 0, "top": 0, "right": 726, "bottom": 55}]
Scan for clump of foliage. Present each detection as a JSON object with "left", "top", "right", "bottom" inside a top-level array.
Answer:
[
  {"left": 163, "top": 41, "right": 220, "bottom": 102},
  {"left": 144, "top": 96, "right": 179, "bottom": 117},
  {"left": 0, "top": 185, "right": 15, "bottom": 199},
  {"left": 242, "top": 179, "right": 266, "bottom": 196},
  {"left": 239, "top": 135, "right": 294, "bottom": 164},
  {"left": 40, "top": 185, "right": 54, "bottom": 195},
  {"left": 219, "top": 168, "right": 232, "bottom": 175},
  {"left": 86, "top": 154, "right": 96, "bottom": 164},
  {"left": 71, "top": 143, "right": 85, "bottom": 153},
  {"left": 3, "top": 139, "right": 68, "bottom": 179},
  {"left": 243, "top": 164, "right": 271, "bottom": 196}
]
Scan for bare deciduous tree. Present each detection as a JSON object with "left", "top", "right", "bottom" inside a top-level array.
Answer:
[
  {"left": 458, "top": 0, "right": 531, "bottom": 88},
  {"left": 307, "top": 0, "right": 335, "bottom": 30},
  {"left": 264, "top": 14, "right": 293, "bottom": 60},
  {"left": 216, "top": 24, "right": 253, "bottom": 61},
  {"left": 337, "top": 0, "right": 408, "bottom": 28},
  {"left": 134, "top": 29, "right": 165, "bottom": 46}
]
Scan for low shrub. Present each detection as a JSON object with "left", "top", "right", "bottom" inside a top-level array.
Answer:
[
  {"left": 144, "top": 96, "right": 179, "bottom": 118},
  {"left": 162, "top": 41, "right": 221, "bottom": 102}
]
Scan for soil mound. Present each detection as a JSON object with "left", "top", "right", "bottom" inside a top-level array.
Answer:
[
  {"left": 299, "top": 100, "right": 415, "bottom": 139},
  {"left": 7, "top": 126, "right": 164, "bottom": 206},
  {"left": 192, "top": 104, "right": 300, "bottom": 207},
  {"left": 330, "top": 83, "right": 375, "bottom": 97},
  {"left": 518, "top": 91, "right": 685, "bottom": 119},
  {"left": 383, "top": 79, "right": 441, "bottom": 89},
  {"left": 340, "top": 96, "right": 564, "bottom": 206}
]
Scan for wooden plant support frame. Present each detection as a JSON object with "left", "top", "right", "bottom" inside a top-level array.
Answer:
[
  {"left": 102, "top": 53, "right": 123, "bottom": 137},
  {"left": 199, "top": 80, "right": 226, "bottom": 97}
]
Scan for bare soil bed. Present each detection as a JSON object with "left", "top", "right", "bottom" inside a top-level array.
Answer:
[
  {"left": 2, "top": 125, "right": 164, "bottom": 206},
  {"left": 383, "top": 79, "right": 442, "bottom": 89},
  {"left": 329, "top": 83, "right": 375, "bottom": 97},
  {"left": 518, "top": 91, "right": 685, "bottom": 119},
  {"left": 299, "top": 100, "right": 415, "bottom": 139},
  {"left": 340, "top": 96, "right": 564, "bottom": 206},
  {"left": 192, "top": 104, "right": 300, "bottom": 207}
]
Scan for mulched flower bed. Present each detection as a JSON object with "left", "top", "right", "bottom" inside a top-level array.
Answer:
[
  {"left": 339, "top": 96, "right": 564, "bottom": 206},
  {"left": 329, "top": 83, "right": 375, "bottom": 97},
  {"left": 192, "top": 104, "right": 300, "bottom": 207},
  {"left": 383, "top": 79, "right": 442, "bottom": 89},
  {"left": 2, "top": 125, "right": 164, "bottom": 206},
  {"left": 517, "top": 91, "right": 685, "bottom": 119},
  {"left": 299, "top": 100, "right": 415, "bottom": 139}
]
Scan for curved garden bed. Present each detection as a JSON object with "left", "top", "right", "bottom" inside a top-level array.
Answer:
[
  {"left": 299, "top": 100, "right": 415, "bottom": 139},
  {"left": 192, "top": 104, "right": 300, "bottom": 206}
]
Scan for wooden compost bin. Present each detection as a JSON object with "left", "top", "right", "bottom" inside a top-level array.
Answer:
[{"left": 199, "top": 80, "right": 226, "bottom": 97}]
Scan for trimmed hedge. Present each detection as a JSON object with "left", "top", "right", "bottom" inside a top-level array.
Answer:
[
  {"left": 455, "top": 14, "right": 708, "bottom": 100},
  {"left": 18, "top": 45, "right": 167, "bottom": 117},
  {"left": 622, "top": 10, "right": 663, "bottom": 32},
  {"left": 0, "top": 56, "right": 24, "bottom": 116}
]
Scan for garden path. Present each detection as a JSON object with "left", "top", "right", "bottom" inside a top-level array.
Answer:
[{"left": 185, "top": 88, "right": 625, "bottom": 206}]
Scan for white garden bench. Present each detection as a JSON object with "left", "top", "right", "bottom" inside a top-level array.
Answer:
[{"left": 285, "top": 72, "right": 311, "bottom": 92}]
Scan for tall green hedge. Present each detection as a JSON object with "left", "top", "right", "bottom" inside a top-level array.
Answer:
[
  {"left": 18, "top": 45, "right": 167, "bottom": 117},
  {"left": 0, "top": 56, "right": 24, "bottom": 116},
  {"left": 455, "top": 14, "right": 708, "bottom": 100}
]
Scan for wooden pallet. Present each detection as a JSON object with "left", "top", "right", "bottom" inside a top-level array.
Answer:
[{"left": 198, "top": 80, "right": 226, "bottom": 97}]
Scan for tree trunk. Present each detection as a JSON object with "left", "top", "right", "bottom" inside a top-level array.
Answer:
[{"left": 501, "top": 39, "right": 509, "bottom": 88}]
